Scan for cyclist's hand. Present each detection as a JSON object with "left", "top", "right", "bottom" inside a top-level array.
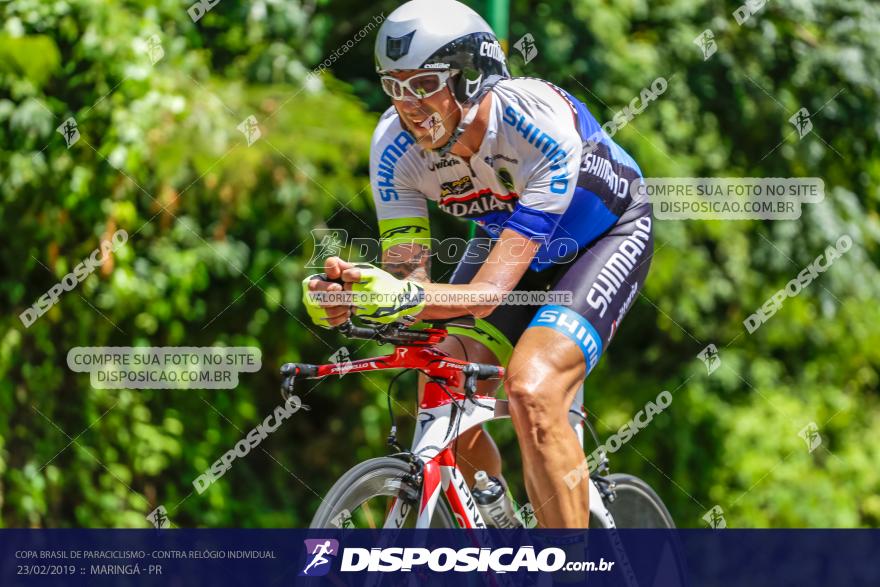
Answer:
[
  {"left": 301, "top": 257, "right": 354, "bottom": 328},
  {"left": 340, "top": 263, "right": 425, "bottom": 325}
]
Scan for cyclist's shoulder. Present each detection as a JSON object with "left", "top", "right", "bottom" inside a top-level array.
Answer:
[
  {"left": 495, "top": 78, "right": 641, "bottom": 174},
  {"left": 493, "top": 77, "right": 601, "bottom": 127},
  {"left": 492, "top": 77, "right": 577, "bottom": 112},
  {"left": 493, "top": 76, "right": 561, "bottom": 96},
  {"left": 488, "top": 77, "right": 584, "bottom": 152}
]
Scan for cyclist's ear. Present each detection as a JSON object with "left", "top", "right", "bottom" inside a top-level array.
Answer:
[{"left": 324, "top": 257, "right": 353, "bottom": 279}]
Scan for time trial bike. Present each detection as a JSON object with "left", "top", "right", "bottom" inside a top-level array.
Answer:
[{"left": 281, "top": 319, "right": 674, "bottom": 530}]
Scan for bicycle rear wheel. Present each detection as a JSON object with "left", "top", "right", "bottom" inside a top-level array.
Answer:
[
  {"left": 593, "top": 473, "right": 676, "bottom": 528},
  {"left": 310, "top": 456, "right": 457, "bottom": 529}
]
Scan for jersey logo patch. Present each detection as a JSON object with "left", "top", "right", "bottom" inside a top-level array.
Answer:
[
  {"left": 496, "top": 167, "right": 515, "bottom": 192},
  {"left": 483, "top": 153, "right": 519, "bottom": 166},
  {"left": 440, "top": 176, "right": 475, "bottom": 198},
  {"left": 427, "top": 157, "right": 461, "bottom": 171},
  {"left": 439, "top": 189, "right": 518, "bottom": 218}
]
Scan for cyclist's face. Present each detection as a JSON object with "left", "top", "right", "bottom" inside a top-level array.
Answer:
[{"left": 385, "top": 70, "right": 460, "bottom": 149}]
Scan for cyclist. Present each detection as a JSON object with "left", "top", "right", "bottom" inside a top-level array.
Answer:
[{"left": 303, "top": 0, "right": 653, "bottom": 528}]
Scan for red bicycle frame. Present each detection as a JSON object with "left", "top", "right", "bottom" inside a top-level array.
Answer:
[{"left": 281, "top": 323, "right": 507, "bottom": 528}]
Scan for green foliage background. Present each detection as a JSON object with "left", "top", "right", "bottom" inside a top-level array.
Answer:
[{"left": 1, "top": 0, "right": 878, "bottom": 528}]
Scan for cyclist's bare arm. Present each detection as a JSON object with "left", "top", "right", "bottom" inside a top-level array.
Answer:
[
  {"left": 414, "top": 229, "right": 539, "bottom": 319},
  {"left": 382, "top": 242, "right": 431, "bottom": 283},
  {"left": 339, "top": 229, "right": 539, "bottom": 320}
]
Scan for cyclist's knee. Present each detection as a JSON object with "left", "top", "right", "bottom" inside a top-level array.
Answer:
[
  {"left": 505, "top": 357, "right": 557, "bottom": 434},
  {"left": 505, "top": 326, "right": 588, "bottom": 437},
  {"left": 505, "top": 348, "right": 584, "bottom": 440}
]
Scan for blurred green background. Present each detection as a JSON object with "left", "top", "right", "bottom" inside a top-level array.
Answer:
[{"left": 1, "top": 0, "right": 879, "bottom": 528}]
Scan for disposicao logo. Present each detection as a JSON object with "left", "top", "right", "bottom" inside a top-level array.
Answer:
[{"left": 300, "top": 539, "right": 339, "bottom": 577}]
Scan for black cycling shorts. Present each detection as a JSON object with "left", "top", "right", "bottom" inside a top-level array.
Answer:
[{"left": 446, "top": 202, "right": 654, "bottom": 373}]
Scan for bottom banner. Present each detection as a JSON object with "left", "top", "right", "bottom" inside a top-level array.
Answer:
[{"left": 1, "top": 529, "right": 877, "bottom": 586}]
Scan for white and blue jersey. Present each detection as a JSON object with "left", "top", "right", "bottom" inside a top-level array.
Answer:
[{"left": 370, "top": 77, "right": 644, "bottom": 271}]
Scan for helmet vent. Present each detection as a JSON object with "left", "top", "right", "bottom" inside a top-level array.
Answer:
[{"left": 386, "top": 31, "right": 416, "bottom": 61}]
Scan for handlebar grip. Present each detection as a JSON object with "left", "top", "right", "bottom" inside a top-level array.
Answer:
[
  {"left": 337, "top": 320, "right": 378, "bottom": 339},
  {"left": 464, "top": 363, "right": 503, "bottom": 380},
  {"left": 280, "top": 363, "right": 318, "bottom": 377}
]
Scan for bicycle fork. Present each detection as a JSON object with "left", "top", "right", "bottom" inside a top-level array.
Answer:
[{"left": 384, "top": 386, "right": 503, "bottom": 529}]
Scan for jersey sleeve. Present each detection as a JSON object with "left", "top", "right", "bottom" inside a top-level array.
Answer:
[
  {"left": 497, "top": 84, "right": 584, "bottom": 242},
  {"left": 369, "top": 108, "right": 432, "bottom": 252}
]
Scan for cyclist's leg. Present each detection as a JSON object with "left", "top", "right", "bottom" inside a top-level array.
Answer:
[
  {"left": 507, "top": 329, "right": 587, "bottom": 527},
  {"left": 505, "top": 203, "right": 655, "bottom": 528}
]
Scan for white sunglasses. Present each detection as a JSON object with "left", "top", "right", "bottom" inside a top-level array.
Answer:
[{"left": 380, "top": 70, "right": 455, "bottom": 100}]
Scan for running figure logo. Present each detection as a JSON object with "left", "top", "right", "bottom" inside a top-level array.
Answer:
[
  {"left": 56, "top": 117, "right": 80, "bottom": 148},
  {"left": 513, "top": 33, "right": 539, "bottom": 64},
  {"left": 146, "top": 34, "right": 164, "bottom": 65},
  {"left": 693, "top": 29, "right": 717, "bottom": 60},
  {"left": 798, "top": 422, "right": 822, "bottom": 453},
  {"left": 702, "top": 505, "right": 727, "bottom": 529},
  {"left": 146, "top": 505, "right": 170, "bottom": 529},
  {"left": 789, "top": 107, "right": 813, "bottom": 139},
  {"left": 306, "top": 228, "right": 348, "bottom": 269},
  {"left": 300, "top": 539, "right": 339, "bottom": 577},
  {"left": 697, "top": 344, "right": 721, "bottom": 375},
  {"left": 237, "top": 115, "right": 262, "bottom": 146}
]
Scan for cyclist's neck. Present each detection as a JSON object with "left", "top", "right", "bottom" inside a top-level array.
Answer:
[{"left": 448, "top": 92, "right": 493, "bottom": 161}]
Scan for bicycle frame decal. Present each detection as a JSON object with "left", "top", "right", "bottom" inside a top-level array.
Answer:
[{"left": 441, "top": 455, "right": 486, "bottom": 529}]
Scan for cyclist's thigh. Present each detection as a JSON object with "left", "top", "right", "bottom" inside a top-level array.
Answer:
[{"left": 532, "top": 202, "right": 655, "bottom": 374}]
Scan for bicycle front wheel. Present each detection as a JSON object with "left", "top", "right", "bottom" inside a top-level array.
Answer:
[
  {"left": 594, "top": 473, "right": 676, "bottom": 528},
  {"left": 310, "top": 456, "right": 457, "bottom": 529}
]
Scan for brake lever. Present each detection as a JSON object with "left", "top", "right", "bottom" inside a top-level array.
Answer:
[
  {"left": 279, "top": 363, "right": 318, "bottom": 402},
  {"left": 461, "top": 364, "right": 479, "bottom": 397},
  {"left": 280, "top": 371, "right": 296, "bottom": 403},
  {"left": 461, "top": 363, "right": 503, "bottom": 405}
]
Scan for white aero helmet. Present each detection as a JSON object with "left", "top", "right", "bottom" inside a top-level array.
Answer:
[{"left": 374, "top": 0, "right": 510, "bottom": 105}]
